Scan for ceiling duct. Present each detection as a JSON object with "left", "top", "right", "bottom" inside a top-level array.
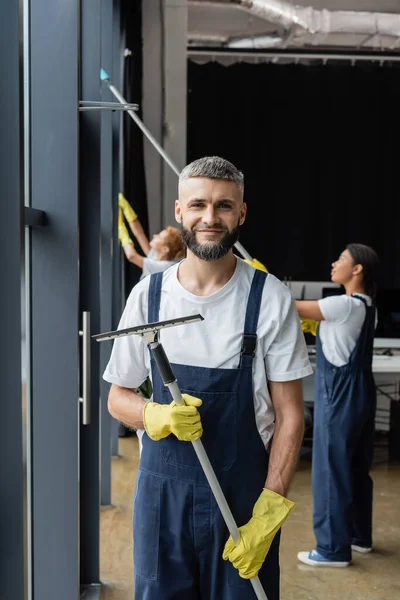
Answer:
[
  {"left": 238, "top": 0, "right": 400, "bottom": 38},
  {"left": 190, "top": 1, "right": 400, "bottom": 47},
  {"left": 239, "top": 0, "right": 308, "bottom": 31}
]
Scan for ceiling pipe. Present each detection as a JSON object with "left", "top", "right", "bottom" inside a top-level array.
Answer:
[
  {"left": 227, "top": 34, "right": 283, "bottom": 48},
  {"left": 188, "top": 33, "right": 229, "bottom": 45},
  {"left": 188, "top": 47, "right": 400, "bottom": 64}
]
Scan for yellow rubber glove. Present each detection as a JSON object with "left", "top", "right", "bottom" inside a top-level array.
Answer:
[
  {"left": 244, "top": 258, "right": 268, "bottom": 273},
  {"left": 118, "top": 213, "right": 134, "bottom": 247},
  {"left": 119, "top": 192, "right": 138, "bottom": 222},
  {"left": 118, "top": 206, "right": 124, "bottom": 226},
  {"left": 223, "top": 488, "right": 295, "bottom": 579},
  {"left": 301, "top": 318, "right": 318, "bottom": 336},
  {"left": 143, "top": 394, "right": 203, "bottom": 442}
]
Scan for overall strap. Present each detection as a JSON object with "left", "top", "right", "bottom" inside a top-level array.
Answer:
[
  {"left": 352, "top": 293, "right": 367, "bottom": 307},
  {"left": 351, "top": 294, "right": 376, "bottom": 330},
  {"left": 148, "top": 272, "right": 163, "bottom": 324},
  {"left": 240, "top": 270, "right": 268, "bottom": 367},
  {"left": 348, "top": 294, "right": 375, "bottom": 367}
]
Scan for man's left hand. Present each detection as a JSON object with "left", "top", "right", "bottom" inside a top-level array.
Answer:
[{"left": 222, "top": 488, "right": 295, "bottom": 579}]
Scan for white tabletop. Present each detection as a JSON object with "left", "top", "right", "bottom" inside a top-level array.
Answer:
[{"left": 372, "top": 355, "right": 400, "bottom": 374}]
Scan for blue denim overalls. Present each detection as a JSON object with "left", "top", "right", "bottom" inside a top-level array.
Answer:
[
  {"left": 133, "top": 269, "right": 280, "bottom": 599},
  {"left": 312, "top": 295, "right": 376, "bottom": 561}
]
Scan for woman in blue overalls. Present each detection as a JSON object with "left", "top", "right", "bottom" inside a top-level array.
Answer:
[{"left": 295, "top": 243, "right": 379, "bottom": 567}]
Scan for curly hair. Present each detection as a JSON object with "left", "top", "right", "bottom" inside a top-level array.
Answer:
[{"left": 164, "top": 226, "right": 185, "bottom": 260}]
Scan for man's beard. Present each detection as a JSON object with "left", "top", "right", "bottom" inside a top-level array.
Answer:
[{"left": 180, "top": 221, "right": 240, "bottom": 262}]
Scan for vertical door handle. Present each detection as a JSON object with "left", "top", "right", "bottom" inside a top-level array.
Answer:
[{"left": 79, "top": 311, "right": 91, "bottom": 425}]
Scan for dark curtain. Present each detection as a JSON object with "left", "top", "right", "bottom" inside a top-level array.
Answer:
[
  {"left": 187, "top": 61, "right": 400, "bottom": 290},
  {"left": 121, "top": 0, "right": 148, "bottom": 292}
]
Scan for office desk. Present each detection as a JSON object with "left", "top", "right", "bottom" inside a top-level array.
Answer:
[
  {"left": 303, "top": 354, "right": 400, "bottom": 424},
  {"left": 302, "top": 353, "right": 400, "bottom": 460}
]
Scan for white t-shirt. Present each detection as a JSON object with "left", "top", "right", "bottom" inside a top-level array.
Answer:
[
  {"left": 317, "top": 293, "right": 374, "bottom": 367},
  {"left": 103, "top": 259, "right": 313, "bottom": 448},
  {"left": 141, "top": 248, "right": 179, "bottom": 279}
]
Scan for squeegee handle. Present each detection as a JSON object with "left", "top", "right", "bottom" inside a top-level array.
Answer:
[
  {"left": 151, "top": 343, "right": 176, "bottom": 384},
  {"left": 107, "top": 81, "right": 181, "bottom": 178},
  {"left": 149, "top": 342, "right": 268, "bottom": 600}
]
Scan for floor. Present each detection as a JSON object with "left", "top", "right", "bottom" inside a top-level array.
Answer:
[{"left": 100, "top": 436, "right": 400, "bottom": 600}]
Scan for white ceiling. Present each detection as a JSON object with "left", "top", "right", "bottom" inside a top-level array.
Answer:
[{"left": 187, "top": 1, "right": 400, "bottom": 53}]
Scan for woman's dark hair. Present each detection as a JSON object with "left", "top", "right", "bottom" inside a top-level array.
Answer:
[{"left": 347, "top": 243, "right": 380, "bottom": 303}]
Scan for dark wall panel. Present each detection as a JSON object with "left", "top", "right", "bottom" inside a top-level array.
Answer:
[
  {"left": 187, "top": 61, "right": 400, "bottom": 289},
  {"left": 0, "top": 1, "right": 25, "bottom": 597}
]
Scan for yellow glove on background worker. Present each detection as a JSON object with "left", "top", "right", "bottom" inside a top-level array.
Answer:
[
  {"left": 245, "top": 260, "right": 319, "bottom": 338},
  {"left": 119, "top": 192, "right": 138, "bottom": 222},
  {"left": 143, "top": 394, "right": 203, "bottom": 442},
  {"left": 301, "top": 318, "right": 318, "bottom": 336},
  {"left": 245, "top": 258, "right": 317, "bottom": 337},
  {"left": 223, "top": 488, "right": 295, "bottom": 579},
  {"left": 244, "top": 258, "right": 268, "bottom": 273},
  {"left": 118, "top": 208, "right": 134, "bottom": 247}
]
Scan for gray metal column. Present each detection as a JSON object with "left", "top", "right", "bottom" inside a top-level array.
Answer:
[
  {"left": 111, "top": 0, "right": 123, "bottom": 457},
  {"left": 99, "top": 0, "right": 114, "bottom": 507},
  {"left": 30, "top": 0, "right": 80, "bottom": 598},
  {"left": 142, "top": 0, "right": 164, "bottom": 235},
  {"left": 162, "top": 0, "right": 188, "bottom": 226},
  {"left": 79, "top": 0, "right": 101, "bottom": 586},
  {"left": 0, "top": 2, "right": 25, "bottom": 599},
  {"left": 142, "top": 0, "right": 188, "bottom": 230}
]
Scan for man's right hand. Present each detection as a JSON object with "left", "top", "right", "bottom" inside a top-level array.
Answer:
[{"left": 143, "top": 394, "right": 203, "bottom": 441}]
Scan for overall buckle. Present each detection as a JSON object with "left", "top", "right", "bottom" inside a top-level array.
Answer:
[{"left": 241, "top": 333, "right": 257, "bottom": 357}]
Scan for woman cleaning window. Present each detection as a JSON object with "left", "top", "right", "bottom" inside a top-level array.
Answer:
[{"left": 118, "top": 192, "right": 185, "bottom": 279}]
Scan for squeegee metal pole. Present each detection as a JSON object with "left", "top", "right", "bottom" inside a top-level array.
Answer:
[
  {"left": 100, "top": 69, "right": 253, "bottom": 262},
  {"left": 167, "top": 380, "right": 241, "bottom": 539},
  {"left": 167, "top": 379, "right": 267, "bottom": 600},
  {"left": 233, "top": 240, "right": 252, "bottom": 261},
  {"left": 105, "top": 80, "right": 181, "bottom": 178},
  {"left": 149, "top": 342, "right": 268, "bottom": 600}
]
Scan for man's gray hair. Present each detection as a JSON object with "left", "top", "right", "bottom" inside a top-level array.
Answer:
[{"left": 179, "top": 156, "right": 244, "bottom": 190}]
